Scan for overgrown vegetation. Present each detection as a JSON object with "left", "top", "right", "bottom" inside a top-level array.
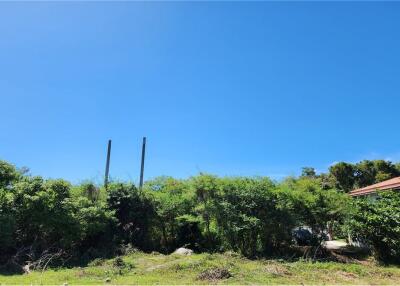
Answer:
[
  {"left": 1, "top": 252, "right": 400, "bottom": 285},
  {"left": 315, "top": 160, "right": 400, "bottom": 192},
  {"left": 1, "top": 159, "right": 399, "bottom": 274},
  {"left": 348, "top": 191, "right": 400, "bottom": 264}
]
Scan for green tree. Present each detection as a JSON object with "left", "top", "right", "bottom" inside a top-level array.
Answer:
[
  {"left": 0, "top": 160, "right": 19, "bottom": 189},
  {"left": 107, "top": 183, "right": 155, "bottom": 251},
  {"left": 79, "top": 182, "right": 100, "bottom": 202},
  {"left": 354, "top": 160, "right": 400, "bottom": 188},
  {"left": 282, "top": 177, "right": 351, "bottom": 243},
  {"left": 373, "top": 160, "right": 399, "bottom": 183},
  {"left": 395, "top": 162, "right": 400, "bottom": 174},
  {"left": 301, "top": 167, "right": 317, "bottom": 178},
  {"left": 11, "top": 178, "right": 79, "bottom": 262},
  {"left": 348, "top": 191, "right": 400, "bottom": 264},
  {"left": 71, "top": 195, "right": 116, "bottom": 262},
  {"left": 213, "top": 177, "right": 294, "bottom": 257},
  {"left": 329, "top": 162, "right": 356, "bottom": 192},
  {"left": 354, "top": 160, "right": 376, "bottom": 188},
  {"left": 0, "top": 187, "right": 16, "bottom": 261},
  {"left": 318, "top": 173, "right": 335, "bottom": 190},
  {"left": 190, "top": 174, "right": 219, "bottom": 237},
  {"left": 146, "top": 177, "right": 198, "bottom": 252}
]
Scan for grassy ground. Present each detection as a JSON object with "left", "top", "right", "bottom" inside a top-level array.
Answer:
[{"left": 1, "top": 252, "right": 400, "bottom": 285}]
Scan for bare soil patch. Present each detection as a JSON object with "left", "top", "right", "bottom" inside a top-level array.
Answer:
[{"left": 197, "top": 267, "right": 232, "bottom": 281}]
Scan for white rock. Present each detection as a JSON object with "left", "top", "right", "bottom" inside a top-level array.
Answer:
[
  {"left": 22, "top": 263, "right": 31, "bottom": 274},
  {"left": 173, "top": 247, "right": 193, "bottom": 255}
]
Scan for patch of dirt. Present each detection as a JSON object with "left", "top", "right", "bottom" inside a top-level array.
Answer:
[
  {"left": 264, "top": 264, "right": 291, "bottom": 276},
  {"left": 197, "top": 267, "right": 232, "bottom": 281},
  {"left": 369, "top": 269, "right": 395, "bottom": 279},
  {"left": 75, "top": 268, "right": 86, "bottom": 278},
  {"left": 337, "top": 271, "right": 359, "bottom": 280},
  {"left": 378, "top": 272, "right": 394, "bottom": 278}
]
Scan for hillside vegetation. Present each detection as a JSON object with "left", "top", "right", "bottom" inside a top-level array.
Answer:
[{"left": 1, "top": 159, "right": 400, "bottom": 276}]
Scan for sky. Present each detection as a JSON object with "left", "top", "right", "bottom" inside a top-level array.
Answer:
[{"left": 1, "top": 2, "right": 400, "bottom": 184}]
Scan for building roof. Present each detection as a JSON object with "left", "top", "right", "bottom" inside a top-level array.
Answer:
[{"left": 350, "top": 176, "right": 400, "bottom": 197}]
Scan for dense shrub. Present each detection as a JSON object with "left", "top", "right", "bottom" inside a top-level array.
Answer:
[
  {"left": 72, "top": 195, "right": 116, "bottom": 263},
  {"left": 10, "top": 177, "right": 79, "bottom": 263},
  {"left": 0, "top": 160, "right": 20, "bottom": 189},
  {"left": 0, "top": 160, "right": 20, "bottom": 262},
  {"left": 1, "top": 158, "right": 399, "bottom": 268},
  {"left": 348, "top": 191, "right": 400, "bottom": 264},
  {"left": 281, "top": 177, "right": 351, "bottom": 243},
  {"left": 328, "top": 160, "right": 400, "bottom": 192},
  {"left": 0, "top": 188, "right": 16, "bottom": 259},
  {"left": 146, "top": 177, "right": 201, "bottom": 252},
  {"left": 0, "top": 161, "right": 117, "bottom": 269},
  {"left": 107, "top": 183, "right": 155, "bottom": 251},
  {"left": 213, "top": 177, "right": 296, "bottom": 256}
]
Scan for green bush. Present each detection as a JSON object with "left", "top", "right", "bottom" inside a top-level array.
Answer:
[
  {"left": 282, "top": 177, "right": 351, "bottom": 243},
  {"left": 12, "top": 178, "right": 78, "bottom": 258},
  {"left": 348, "top": 191, "right": 400, "bottom": 264},
  {"left": 212, "top": 177, "right": 295, "bottom": 257},
  {"left": 107, "top": 183, "right": 155, "bottom": 251},
  {"left": 0, "top": 189, "right": 16, "bottom": 259},
  {"left": 2, "top": 158, "right": 399, "bottom": 268},
  {"left": 0, "top": 160, "right": 20, "bottom": 189},
  {"left": 145, "top": 177, "right": 199, "bottom": 252}
]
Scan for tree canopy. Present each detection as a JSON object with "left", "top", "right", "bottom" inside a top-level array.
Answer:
[{"left": 1, "top": 158, "right": 399, "bottom": 271}]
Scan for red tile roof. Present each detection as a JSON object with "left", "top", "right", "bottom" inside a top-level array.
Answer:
[{"left": 350, "top": 176, "right": 400, "bottom": 197}]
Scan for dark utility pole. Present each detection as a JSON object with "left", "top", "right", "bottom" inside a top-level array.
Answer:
[
  {"left": 139, "top": 137, "right": 146, "bottom": 190},
  {"left": 104, "top": 139, "right": 112, "bottom": 189}
]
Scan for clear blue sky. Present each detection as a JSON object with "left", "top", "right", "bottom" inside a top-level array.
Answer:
[{"left": 1, "top": 2, "right": 400, "bottom": 184}]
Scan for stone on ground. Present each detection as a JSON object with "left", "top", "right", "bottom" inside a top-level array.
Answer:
[{"left": 173, "top": 247, "right": 193, "bottom": 255}]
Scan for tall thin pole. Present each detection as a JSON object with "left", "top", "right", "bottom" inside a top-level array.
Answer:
[
  {"left": 104, "top": 139, "right": 112, "bottom": 189},
  {"left": 139, "top": 137, "right": 146, "bottom": 190}
]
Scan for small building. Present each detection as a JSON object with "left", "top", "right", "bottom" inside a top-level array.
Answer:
[{"left": 350, "top": 176, "right": 400, "bottom": 197}]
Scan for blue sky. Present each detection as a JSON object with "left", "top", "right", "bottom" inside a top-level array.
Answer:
[{"left": 1, "top": 2, "right": 400, "bottom": 184}]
